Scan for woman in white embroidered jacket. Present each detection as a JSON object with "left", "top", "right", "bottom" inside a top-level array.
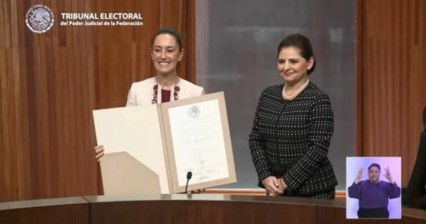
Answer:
[{"left": 94, "top": 28, "right": 205, "bottom": 159}]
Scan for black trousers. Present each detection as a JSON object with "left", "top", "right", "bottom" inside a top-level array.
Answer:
[{"left": 357, "top": 207, "right": 389, "bottom": 218}]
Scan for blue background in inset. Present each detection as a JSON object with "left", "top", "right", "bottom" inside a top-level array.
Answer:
[{"left": 346, "top": 157, "right": 402, "bottom": 219}]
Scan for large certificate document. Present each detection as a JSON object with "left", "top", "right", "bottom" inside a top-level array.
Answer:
[
  {"left": 93, "top": 92, "right": 236, "bottom": 194},
  {"left": 161, "top": 92, "right": 236, "bottom": 192}
]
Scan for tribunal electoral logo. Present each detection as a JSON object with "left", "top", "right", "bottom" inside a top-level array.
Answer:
[{"left": 25, "top": 4, "right": 54, "bottom": 34}]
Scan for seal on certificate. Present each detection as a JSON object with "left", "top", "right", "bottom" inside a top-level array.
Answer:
[
  {"left": 187, "top": 105, "right": 201, "bottom": 118},
  {"left": 25, "top": 4, "right": 54, "bottom": 34}
]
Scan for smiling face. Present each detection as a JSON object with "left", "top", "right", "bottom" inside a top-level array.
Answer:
[
  {"left": 368, "top": 166, "right": 381, "bottom": 183},
  {"left": 277, "top": 46, "right": 313, "bottom": 85},
  {"left": 151, "top": 33, "right": 184, "bottom": 76}
]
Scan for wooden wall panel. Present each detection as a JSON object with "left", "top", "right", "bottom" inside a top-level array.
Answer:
[
  {"left": 0, "top": 0, "right": 32, "bottom": 201},
  {"left": 357, "top": 0, "right": 426, "bottom": 186},
  {"left": 0, "top": 0, "right": 195, "bottom": 201},
  {"left": 94, "top": 0, "right": 195, "bottom": 108},
  {"left": 159, "top": 0, "right": 196, "bottom": 83},
  {"left": 93, "top": 1, "right": 157, "bottom": 108}
]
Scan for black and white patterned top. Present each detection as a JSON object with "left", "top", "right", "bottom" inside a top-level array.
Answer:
[{"left": 249, "top": 82, "right": 338, "bottom": 196}]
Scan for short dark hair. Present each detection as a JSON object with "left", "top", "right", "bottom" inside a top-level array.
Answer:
[
  {"left": 368, "top": 163, "right": 381, "bottom": 171},
  {"left": 151, "top": 28, "right": 183, "bottom": 51},
  {"left": 277, "top": 33, "right": 316, "bottom": 74}
]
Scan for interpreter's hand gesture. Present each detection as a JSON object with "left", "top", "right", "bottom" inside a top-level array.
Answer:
[
  {"left": 262, "top": 176, "right": 285, "bottom": 196},
  {"left": 384, "top": 166, "right": 394, "bottom": 184},
  {"left": 354, "top": 168, "right": 363, "bottom": 184}
]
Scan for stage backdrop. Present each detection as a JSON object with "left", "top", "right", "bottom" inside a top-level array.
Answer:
[
  {"left": 356, "top": 0, "right": 426, "bottom": 187},
  {"left": 197, "top": 0, "right": 426, "bottom": 190},
  {"left": 196, "top": 0, "right": 355, "bottom": 190},
  {"left": 0, "top": 0, "right": 195, "bottom": 201},
  {"left": 1, "top": 0, "right": 425, "bottom": 201}
]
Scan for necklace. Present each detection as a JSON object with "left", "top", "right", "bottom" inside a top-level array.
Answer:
[
  {"left": 152, "top": 84, "right": 180, "bottom": 104},
  {"left": 282, "top": 79, "right": 310, "bottom": 100}
]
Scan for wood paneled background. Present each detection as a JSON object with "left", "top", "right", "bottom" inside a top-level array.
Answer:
[
  {"left": 357, "top": 0, "right": 426, "bottom": 186},
  {"left": 1, "top": 0, "right": 425, "bottom": 201},
  {"left": 0, "top": 0, "right": 195, "bottom": 201}
]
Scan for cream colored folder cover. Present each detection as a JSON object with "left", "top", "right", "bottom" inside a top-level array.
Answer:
[
  {"left": 101, "top": 152, "right": 161, "bottom": 195},
  {"left": 93, "top": 104, "right": 170, "bottom": 194},
  {"left": 93, "top": 92, "right": 236, "bottom": 195}
]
